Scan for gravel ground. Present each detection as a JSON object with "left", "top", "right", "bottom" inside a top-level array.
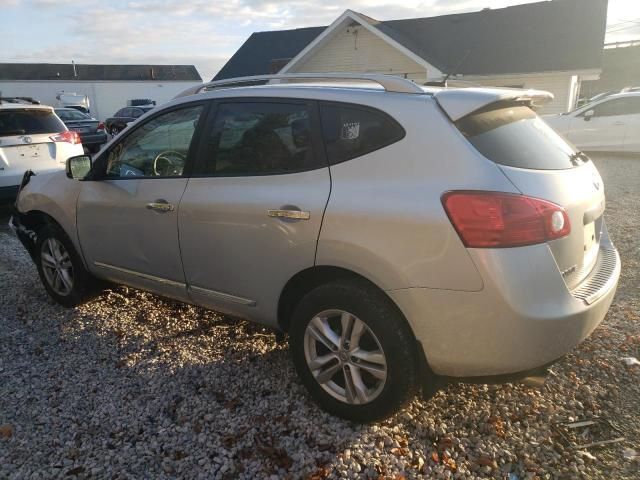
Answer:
[{"left": 0, "top": 154, "right": 639, "bottom": 479}]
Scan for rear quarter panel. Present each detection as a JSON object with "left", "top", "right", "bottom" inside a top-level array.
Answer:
[{"left": 316, "top": 95, "right": 520, "bottom": 292}]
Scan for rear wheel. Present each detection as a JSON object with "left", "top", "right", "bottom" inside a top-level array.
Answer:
[
  {"left": 110, "top": 126, "right": 120, "bottom": 136},
  {"left": 35, "top": 224, "right": 100, "bottom": 307},
  {"left": 289, "top": 279, "right": 418, "bottom": 422}
]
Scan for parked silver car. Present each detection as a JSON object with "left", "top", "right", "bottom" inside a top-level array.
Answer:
[{"left": 10, "top": 74, "right": 620, "bottom": 422}]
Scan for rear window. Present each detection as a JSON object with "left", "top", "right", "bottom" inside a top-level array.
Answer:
[
  {"left": 456, "top": 105, "right": 578, "bottom": 170},
  {"left": 56, "top": 109, "right": 89, "bottom": 121},
  {"left": 0, "top": 109, "right": 66, "bottom": 137}
]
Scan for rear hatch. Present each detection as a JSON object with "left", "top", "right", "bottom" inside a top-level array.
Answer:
[
  {"left": 0, "top": 108, "right": 70, "bottom": 179},
  {"left": 56, "top": 109, "right": 100, "bottom": 135},
  {"left": 438, "top": 91, "right": 606, "bottom": 289},
  {"left": 65, "top": 118, "right": 100, "bottom": 135}
]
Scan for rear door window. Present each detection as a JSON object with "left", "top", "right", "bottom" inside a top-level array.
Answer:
[
  {"left": 0, "top": 109, "right": 66, "bottom": 136},
  {"left": 456, "top": 105, "right": 578, "bottom": 170},
  {"left": 198, "top": 101, "right": 323, "bottom": 176},
  {"left": 319, "top": 102, "right": 405, "bottom": 165}
]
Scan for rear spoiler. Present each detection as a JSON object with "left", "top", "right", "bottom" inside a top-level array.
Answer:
[{"left": 434, "top": 88, "right": 554, "bottom": 121}]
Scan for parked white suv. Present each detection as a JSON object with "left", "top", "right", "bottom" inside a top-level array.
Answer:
[
  {"left": 10, "top": 75, "right": 620, "bottom": 422},
  {"left": 0, "top": 98, "right": 84, "bottom": 202},
  {"left": 545, "top": 92, "right": 640, "bottom": 153}
]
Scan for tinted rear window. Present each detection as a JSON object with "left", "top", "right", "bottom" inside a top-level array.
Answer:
[
  {"left": 56, "top": 109, "right": 90, "bottom": 121},
  {"left": 456, "top": 105, "right": 577, "bottom": 170},
  {"left": 0, "top": 109, "right": 66, "bottom": 137}
]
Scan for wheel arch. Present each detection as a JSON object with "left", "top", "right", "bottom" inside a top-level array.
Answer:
[
  {"left": 17, "top": 209, "right": 86, "bottom": 267},
  {"left": 278, "top": 265, "right": 408, "bottom": 334}
]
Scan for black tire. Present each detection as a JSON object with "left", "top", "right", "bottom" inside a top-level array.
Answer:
[
  {"left": 35, "top": 223, "right": 99, "bottom": 307},
  {"left": 289, "top": 278, "right": 419, "bottom": 422},
  {"left": 110, "top": 126, "right": 119, "bottom": 136}
]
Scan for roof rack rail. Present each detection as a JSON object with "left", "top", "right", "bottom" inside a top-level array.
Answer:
[
  {"left": 0, "top": 96, "right": 41, "bottom": 105},
  {"left": 174, "top": 73, "right": 425, "bottom": 99}
]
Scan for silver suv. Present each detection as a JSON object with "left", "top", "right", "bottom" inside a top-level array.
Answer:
[{"left": 10, "top": 74, "right": 620, "bottom": 422}]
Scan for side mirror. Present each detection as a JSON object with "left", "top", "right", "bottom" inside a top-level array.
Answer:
[
  {"left": 584, "top": 110, "right": 594, "bottom": 121},
  {"left": 66, "top": 155, "right": 92, "bottom": 179}
]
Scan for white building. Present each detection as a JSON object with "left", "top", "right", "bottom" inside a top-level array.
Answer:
[
  {"left": 214, "top": 0, "right": 607, "bottom": 114},
  {"left": 0, "top": 63, "right": 202, "bottom": 121}
]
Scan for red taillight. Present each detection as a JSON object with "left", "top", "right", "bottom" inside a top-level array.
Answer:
[
  {"left": 97, "top": 122, "right": 105, "bottom": 131},
  {"left": 50, "top": 131, "right": 81, "bottom": 144},
  {"left": 442, "top": 191, "right": 571, "bottom": 248}
]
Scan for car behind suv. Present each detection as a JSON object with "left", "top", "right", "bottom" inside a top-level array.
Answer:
[
  {"left": 105, "top": 105, "right": 155, "bottom": 136},
  {"left": 545, "top": 91, "right": 640, "bottom": 152},
  {"left": 55, "top": 108, "right": 107, "bottom": 153},
  {"left": 10, "top": 74, "right": 620, "bottom": 422},
  {"left": 0, "top": 98, "right": 84, "bottom": 203}
]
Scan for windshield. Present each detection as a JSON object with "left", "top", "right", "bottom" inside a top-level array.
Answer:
[
  {"left": 0, "top": 109, "right": 66, "bottom": 137},
  {"left": 456, "top": 105, "right": 580, "bottom": 170}
]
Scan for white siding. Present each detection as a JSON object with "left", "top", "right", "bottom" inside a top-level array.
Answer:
[
  {"left": 290, "top": 25, "right": 427, "bottom": 83},
  {"left": 0, "top": 81, "right": 201, "bottom": 121},
  {"left": 462, "top": 73, "right": 575, "bottom": 114}
]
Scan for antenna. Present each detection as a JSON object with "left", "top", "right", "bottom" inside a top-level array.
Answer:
[{"left": 426, "top": 50, "right": 472, "bottom": 88}]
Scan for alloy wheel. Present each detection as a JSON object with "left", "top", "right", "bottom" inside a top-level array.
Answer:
[
  {"left": 303, "top": 309, "right": 387, "bottom": 404},
  {"left": 40, "top": 238, "right": 74, "bottom": 296}
]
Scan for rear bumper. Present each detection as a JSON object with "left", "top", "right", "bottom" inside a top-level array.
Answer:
[
  {"left": 390, "top": 230, "right": 620, "bottom": 377},
  {"left": 79, "top": 132, "right": 107, "bottom": 146}
]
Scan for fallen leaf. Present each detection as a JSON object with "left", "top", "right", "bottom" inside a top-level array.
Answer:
[
  {"left": 431, "top": 451, "right": 440, "bottom": 463},
  {"left": 442, "top": 453, "right": 457, "bottom": 472},
  {"left": 0, "top": 424, "right": 13, "bottom": 438}
]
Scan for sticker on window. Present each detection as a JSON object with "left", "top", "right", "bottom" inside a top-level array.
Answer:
[{"left": 341, "top": 122, "right": 360, "bottom": 140}]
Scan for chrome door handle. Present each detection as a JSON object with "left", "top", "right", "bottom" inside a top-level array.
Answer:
[
  {"left": 268, "top": 209, "right": 310, "bottom": 220},
  {"left": 146, "top": 200, "right": 175, "bottom": 213}
]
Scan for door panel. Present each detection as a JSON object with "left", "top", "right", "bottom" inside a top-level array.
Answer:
[
  {"left": 76, "top": 103, "right": 206, "bottom": 300},
  {"left": 77, "top": 179, "right": 189, "bottom": 299},
  {"left": 179, "top": 99, "right": 330, "bottom": 326},
  {"left": 624, "top": 115, "right": 640, "bottom": 152},
  {"left": 568, "top": 98, "right": 628, "bottom": 151},
  {"left": 179, "top": 171, "right": 330, "bottom": 324}
]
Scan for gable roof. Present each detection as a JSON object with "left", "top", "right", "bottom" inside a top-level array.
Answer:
[
  {"left": 214, "top": 27, "right": 325, "bottom": 80},
  {"left": 0, "top": 63, "right": 202, "bottom": 81},
  {"left": 213, "top": 0, "right": 608, "bottom": 81}
]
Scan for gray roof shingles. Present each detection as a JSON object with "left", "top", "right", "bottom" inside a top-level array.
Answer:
[
  {"left": 0, "top": 63, "right": 202, "bottom": 81},
  {"left": 213, "top": 0, "right": 608, "bottom": 80}
]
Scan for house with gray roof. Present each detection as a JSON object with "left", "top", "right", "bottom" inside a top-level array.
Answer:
[
  {"left": 214, "top": 0, "right": 608, "bottom": 114},
  {"left": 0, "top": 63, "right": 202, "bottom": 120}
]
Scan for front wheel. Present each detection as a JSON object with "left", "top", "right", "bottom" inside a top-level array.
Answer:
[
  {"left": 35, "top": 224, "right": 99, "bottom": 307},
  {"left": 289, "top": 279, "right": 419, "bottom": 422}
]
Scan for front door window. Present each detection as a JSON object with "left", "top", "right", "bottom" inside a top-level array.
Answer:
[{"left": 106, "top": 105, "right": 203, "bottom": 178}]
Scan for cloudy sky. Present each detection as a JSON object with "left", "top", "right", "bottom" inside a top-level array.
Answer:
[{"left": 2, "top": 0, "right": 639, "bottom": 81}]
